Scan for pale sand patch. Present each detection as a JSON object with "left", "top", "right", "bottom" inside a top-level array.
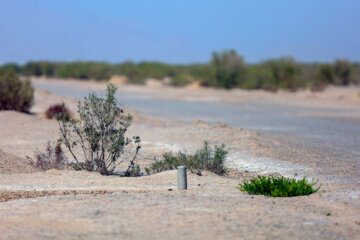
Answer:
[{"left": 0, "top": 148, "right": 35, "bottom": 174}]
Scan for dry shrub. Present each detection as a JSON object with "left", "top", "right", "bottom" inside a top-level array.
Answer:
[
  {"left": 45, "top": 103, "right": 71, "bottom": 120},
  {"left": 28, "top": 141, "right": 68, "bottom": 171}
]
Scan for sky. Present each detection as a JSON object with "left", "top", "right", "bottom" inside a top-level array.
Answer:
[{"left": 0, "top": 0, "right": 359, "bottom": 64}]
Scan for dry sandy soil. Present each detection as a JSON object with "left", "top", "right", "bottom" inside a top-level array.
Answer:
[{"left": 0, "top": 80, "right": 359, "bottom": 239}]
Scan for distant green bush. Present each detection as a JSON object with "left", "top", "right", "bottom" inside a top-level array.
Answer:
[
  {"left": 310, "top": 64, "right": 334, "bottom": 91},
  {"left": 251, "top": 57, "right": 302, "bottom": 91},
  {"left": 237, "top": 176, "right": 321, "bottom": 197},
  {"left": 0, "top": 63, "right": 21, "bottom": 73},
  {"left": 333, "top": 59, "right": 352, "bottom": 85},
  {"left": 170, "top": 73, "right": 193, "bottom": 86},
  {"left": 210, "top": 50, "right": 247, "bottom": 89},
  {"left": 0, "top": 69, "right": 34, "bottom": 112},
  {"left": 145, "top": 141, "right": 227, "bottom": 176}
]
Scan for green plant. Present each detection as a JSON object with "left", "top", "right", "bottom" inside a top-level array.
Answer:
[
  {"left": 27, "top": 141, "right": 68, "bottom": 171},
  {"left": 262, "top": 57, "right": 302, "bottom": 91},
  {"left": 170, "top": 73, "right": 192, "bottom": 86},
  {"left": 237, "top": 176, "right": 321, "bottom": 197},
  {"left": 210, "top": 50, "right": 247, "bottom": 89},
  {"left": 0, "top": 69, "right": 34, "bottom": 112},
  {"left": 333, "top": 59, "right": 352, "bottom": 85},
  {"left": 57, "top": 84, "right": 141, "bottom": 175},
  {"left": 145, "top": 141, "right": 227, "bottom": 176}
]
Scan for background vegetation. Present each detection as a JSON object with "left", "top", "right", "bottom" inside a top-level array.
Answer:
[
  {"left": 1, "top": 50, "right": 359, "bottom": 91},
  {"left": 0, "top": 69, "right": 34, "bottom": 112}
]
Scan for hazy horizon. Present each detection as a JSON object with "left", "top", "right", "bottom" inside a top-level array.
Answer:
[{"left": 1, "top": 0, "right": 359, "bottom": 65}]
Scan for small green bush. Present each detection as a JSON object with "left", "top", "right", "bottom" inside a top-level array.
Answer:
[
  {"left": 145, "top": 141, "right": 227, "bottom": 175},
  {"left": 58, "top": 84, "right": 141, "bottom": 176},
  {"left": 237, "top": 176, "right": 321, "bottom": 197},
  {"left": 0, "top": 69, "right": 34, "bottom": 112}
]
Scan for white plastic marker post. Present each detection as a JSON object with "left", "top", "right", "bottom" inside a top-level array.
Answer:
[{"left": 177, "top": 166, "right": 187, "bottom": 190}]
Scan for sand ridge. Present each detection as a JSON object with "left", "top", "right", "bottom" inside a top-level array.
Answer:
[{"left": 0, "top": 148, "right": 35, "bottom": 174}]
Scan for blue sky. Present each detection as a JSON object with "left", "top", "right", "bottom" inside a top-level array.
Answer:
[{"left": 0, "top": 0, "right": 359, "bottom": 64}]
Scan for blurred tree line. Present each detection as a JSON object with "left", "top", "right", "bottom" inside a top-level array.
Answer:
[{"left": 1, "top": 50, "right": 359, "bottom": 91}]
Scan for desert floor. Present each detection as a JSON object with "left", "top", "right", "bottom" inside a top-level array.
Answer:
[{"left": 0, "top": 78, "right": 359, "bottom": 239}]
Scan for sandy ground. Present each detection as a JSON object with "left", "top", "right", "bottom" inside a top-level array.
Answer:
[
  {"left": 0, "top": 148, "right": 35, "bottom": 174},
  {"left": 0, "top": 80, "right": 359, "bottom": 239},
  {"left": 0, "top": 171, "right": 359, "bottom": 240}
]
